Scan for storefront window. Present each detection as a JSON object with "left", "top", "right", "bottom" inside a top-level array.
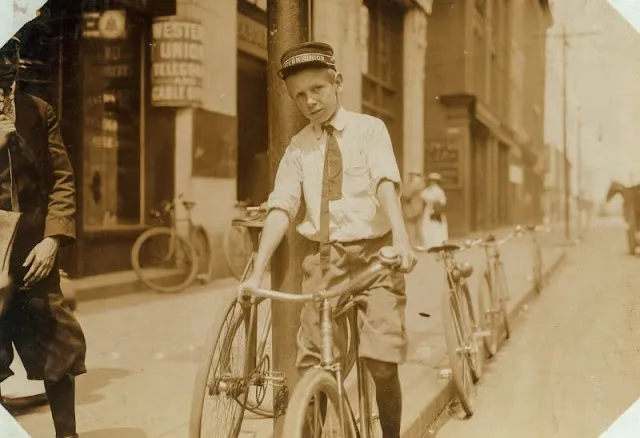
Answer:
[{"left": 81, "top": 8, "right": 144, "bottom": 230}]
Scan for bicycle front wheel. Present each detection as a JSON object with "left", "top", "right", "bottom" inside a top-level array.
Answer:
[
  {"left": 478, "top": 271, "right": 499, "bottom": 358},
  {"left": 442, "top": 282, "right": 477, "bottom": 417},
  {"left": 495, "top": 262, "right": 511, "bottom": 340},
  {"left": 131, "top": 227, "right": 199, "bottom": 293},
  {"left": 282, "top": 369, "right": 357, "bottom": 438},
  {"left": 190, "top": 298, "right": 248, "bottom": 437}
]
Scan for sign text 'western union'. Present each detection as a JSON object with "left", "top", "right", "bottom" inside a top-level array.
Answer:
[{"left": 151, "top": 18, "right": 205, "bottom": 107}]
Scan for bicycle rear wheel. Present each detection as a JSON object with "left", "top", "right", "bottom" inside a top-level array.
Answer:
[
  {"left": 282, "top": 369, "right": 357, "bottom": 438},
  {"left": 442, "top": 282, "right": 478, "bottom": 417},
  {"left": 223, "top": 225, "right": 254, "bottom": 281},
  {"left": 495, "top": 262, "right": 511, "bottom": 340},
  {"left": 131, "top": 227, "right": 199, "bottom": 293},
  {"left": 356, "top": 359, "right": 382, "bottom": 438}
]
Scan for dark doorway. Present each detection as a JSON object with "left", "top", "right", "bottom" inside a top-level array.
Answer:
[{"left": 237, "top": 53, "right": 269, "bottom": 205}]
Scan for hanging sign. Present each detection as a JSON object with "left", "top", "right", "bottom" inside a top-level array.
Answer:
[{"left": 151, "top": 17, "right": 205, "bottom": 107}]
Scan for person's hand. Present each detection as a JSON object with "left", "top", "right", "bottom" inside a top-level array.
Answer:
[
  {"left": 238, "top": 272, "right": 263, "bottom": 304},
  {"left": 22, "top": 237, "right": 60, "bottom": 287},
  {"left": 393, "top": 233, "right": 417, "bottom": 273},
  {"left": 0, "top": 114, "right": 16, "bottom": 149}
]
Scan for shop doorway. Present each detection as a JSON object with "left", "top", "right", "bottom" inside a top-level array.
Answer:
[{"left": 237, "top": 53, "right": 269, "bottom": 206}]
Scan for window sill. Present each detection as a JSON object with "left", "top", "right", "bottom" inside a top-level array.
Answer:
[{"left": 82, "top": 225, "right": 148, "bottom": 241}]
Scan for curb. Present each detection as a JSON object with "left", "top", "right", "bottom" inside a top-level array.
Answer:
[{"left": 400, "top": 248, "right": 569, "bottom": 438}]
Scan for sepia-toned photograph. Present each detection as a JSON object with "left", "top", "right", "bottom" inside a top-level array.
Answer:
[{"left": 0, "top": 0, "right": 639, "bottom": 437}]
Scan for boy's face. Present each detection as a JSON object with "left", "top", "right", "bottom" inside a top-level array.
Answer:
[{"left": 285, "top": 68, "right": 343, "bottom": 124}]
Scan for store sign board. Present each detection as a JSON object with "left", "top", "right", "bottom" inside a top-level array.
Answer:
[
  {"left": 238, "top": 13, "right": 267, "bottom": 60},
  {"left": 83, "top": 10, "right": 128, "bottom": 39},
  {"left": 151, "top": 17, "right": 205, "bottom": 107}
]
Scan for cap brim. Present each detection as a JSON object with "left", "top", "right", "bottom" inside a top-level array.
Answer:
[{"left": 278, "top": 62, "right": 336, "bottom": 79}]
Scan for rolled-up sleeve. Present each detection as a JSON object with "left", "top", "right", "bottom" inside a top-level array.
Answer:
[
  {"left": 366, "top": 117, "right": 402, "bottom": 195},
  {"left": 266, "top": 144, "right": 303, "bottom": 222}
]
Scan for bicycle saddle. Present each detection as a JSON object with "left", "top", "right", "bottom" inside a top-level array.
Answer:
[
  {"left": 427, "top": 243, "right": 461, "bottom": 254},
  {"left": 232, "top": 216, "right": 265, "bottom": 228},
  {"left": 182, "top": 200, "right": 196, "bottom": 211}
]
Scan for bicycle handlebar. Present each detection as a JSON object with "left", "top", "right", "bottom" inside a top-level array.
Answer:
[{"left": 239, "top": 246, "right": 401, "bottom": 303}]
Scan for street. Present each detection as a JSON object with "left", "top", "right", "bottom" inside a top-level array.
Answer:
[
  {"left": 434, "top": 220, "right": 640, "bottom": 438},
  {"left": 5, "top": 220, "right": 633, "bottom": 438}
]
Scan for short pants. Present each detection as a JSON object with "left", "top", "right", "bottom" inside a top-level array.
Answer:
[
  {"left": 296, "top": 233, "right": 408, "bottom": 370},
  {"left": 0, "top": 269, "right": 87, "bottom": 383}
]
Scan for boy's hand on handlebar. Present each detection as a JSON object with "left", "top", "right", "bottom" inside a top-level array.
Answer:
[
  {"left": 238, "top": 273, "right": 262, "bottom": 302},
  {"left": 391, "top": 235, "right": 417, "bottom": 273}
]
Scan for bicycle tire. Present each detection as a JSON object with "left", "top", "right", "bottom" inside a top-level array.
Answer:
[
  {"left": 223, "top": 225, "right": 255, "bottom": 281},
  {"left": 282, "top": 369, "right": 358, "bottom": 438},
  {"left": 495, "top": 262, "right": 511, "bottom": 340},
  {"left": 442, "top": 282, "right": 476, "bottom": 417},
  {"left": 478, "top": 271, "right": 499, "bottom": 358},
  {"left": 189, "top": 297, "right": 248, "bottom": 438},
  {"left": 131, "top": 227, "right": 199, "bottom": 293},
  {"left": 532, "top": 244, "right": 543, "bottom": 294},
  {"left": 355, "top": 359, "right": 382, "bottom": 438},
  {"left": 460, "top": 282, "right": 484, "bottom": 382},
  {"left": 191, "top": 226, "right": 212, "bottom": 282}
]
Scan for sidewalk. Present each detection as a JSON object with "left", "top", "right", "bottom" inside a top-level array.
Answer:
[
  {"left": 9, "top": 227, "right": 569, "bottom": 438},
  {"left": 239, "top": 227, "right": 569, "bottom": 438}
]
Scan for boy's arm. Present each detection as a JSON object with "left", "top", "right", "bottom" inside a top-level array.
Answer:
[
  {"left": 367, "top": 118, "right": 416, "bottom": 272},
  {"left": 248, "top": 146, "right": 303, "bottom": 280}
]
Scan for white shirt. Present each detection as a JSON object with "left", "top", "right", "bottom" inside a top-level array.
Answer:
[{"left": 267, "top": 107, "right": 402, "bottom": 243}]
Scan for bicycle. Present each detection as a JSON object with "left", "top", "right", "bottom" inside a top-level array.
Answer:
[
  {"left": 476, "top": 227, "right": 522, "bottom": 357},
  {"left": 223, "top": 202, "right": 261, "bottom": 280},
  {"left": 190, "top": 205, "right": 360, "bottom": 437},
  {"left": 131, "top": 194, "right": 211, "bottom": 293},
  {"left": 237, "top": 247, "right": 400, "bottom": 438},
  {"left": 524, "top": 224, "right": 547, "bottom": 295},
  {"left": 415, "top": 241, "right": 485, "bottom": 417}
]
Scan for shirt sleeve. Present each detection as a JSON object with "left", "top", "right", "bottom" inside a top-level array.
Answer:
[
  {"left": 365, "top": 117, "right": 402, "bottom": 195},
  {"left": 266, "top": 143, "right": 303, "bottom": 222}
]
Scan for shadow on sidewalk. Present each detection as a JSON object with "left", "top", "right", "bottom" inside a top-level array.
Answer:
[
  {"left": 77, "top": 367, "right": 132, "bottom": 405},
  {"left": 80, "top": 427, "right": 149, "bottom": 438}
]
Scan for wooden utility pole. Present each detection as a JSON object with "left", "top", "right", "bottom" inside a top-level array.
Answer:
[
  {"left": 562, "top": 26, "right": 570, "bottom": 240},
  {"left": 266, "top": 0, "right": 310, "bottom": 435}
]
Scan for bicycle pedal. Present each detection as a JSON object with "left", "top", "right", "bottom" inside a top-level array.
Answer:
[
  {"left": 475, "top": 330, "right": 491, "bottom": 338},
  {"left": 438, "top": 368, "right": 453, "bottom": 380},
  {"left": 265, "top": 371, "right": 286, "bottom": 386}
]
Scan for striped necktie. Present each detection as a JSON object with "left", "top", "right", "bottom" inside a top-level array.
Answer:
[
  {"left": 318, "top": 124, "right": 343, "bottom": 271},
  {"left": 1, "top": 88, "right": 15, "bottom": 123}
]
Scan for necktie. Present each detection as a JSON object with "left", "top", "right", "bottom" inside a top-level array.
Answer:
[
  {"left": 318, "top": 124, "right": 343, "bottom": 271},
  {"left": 1, "top": 91, "right": 15, "bottom": 123}
]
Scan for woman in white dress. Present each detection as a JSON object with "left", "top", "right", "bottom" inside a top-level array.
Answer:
[{"left": 421, "top": 173, "right": 449, "bottom": 249}]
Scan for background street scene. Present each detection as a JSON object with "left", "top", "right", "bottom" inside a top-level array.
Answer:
[{"left": 3, "top": 0, "right": 640, "bottom": 437}]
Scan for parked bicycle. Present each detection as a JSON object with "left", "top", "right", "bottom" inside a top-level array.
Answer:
[
  {"left": 131, "top": 194, "right": 211, "bottom": 293},
  {"left": 415, "top": 240, "right": 485, "bottom": 417},
  {"left": 238, "top": 247, "right": 400, "bottom": 438},
  {"left": 476, "top": 227, "right": 523, "bottom": 357},
  {"left": 223, "top": 202, "right": 261, "bottom": 280},
  {"left": 525, "top": 224, "right": 547, "bottom": 295}
]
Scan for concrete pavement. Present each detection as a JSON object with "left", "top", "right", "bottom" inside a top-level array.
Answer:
[
  {"left": 7, "top": 226, "right": 568, "bottom": 438},
  {"left": 433, "top": 220, "right": 638, "bottom": 437}
]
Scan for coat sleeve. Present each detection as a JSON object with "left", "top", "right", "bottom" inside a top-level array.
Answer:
[{"left": 43, "top": 102, "right": 76, "bottom": 245}]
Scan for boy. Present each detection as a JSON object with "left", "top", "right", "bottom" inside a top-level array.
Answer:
[{"left": 241, "top": 42, "right": 415, "bottom": 438}]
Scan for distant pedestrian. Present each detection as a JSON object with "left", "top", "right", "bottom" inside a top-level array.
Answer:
[
  {"left": 421, "top": 172, "right": 448, "bottom": 249},
  {"left": 401, "top": 171, "right": 426, "bottom": 245}
]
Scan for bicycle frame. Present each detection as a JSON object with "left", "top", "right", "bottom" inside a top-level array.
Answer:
[{"left": 240, "top": 257, "right": 395, "bottom": 437}]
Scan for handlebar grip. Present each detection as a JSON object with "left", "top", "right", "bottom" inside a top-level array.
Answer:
[{"left": 379, "top": 246, "right": 401, "bottom": 267}]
